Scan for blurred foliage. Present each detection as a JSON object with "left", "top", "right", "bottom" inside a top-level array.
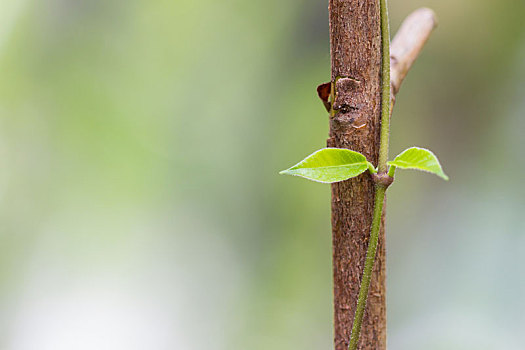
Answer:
[{"left": 0, "top": 0, "right": 523, "bottom": 349}]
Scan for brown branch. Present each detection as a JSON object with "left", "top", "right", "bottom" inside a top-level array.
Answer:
[
  {"left": 390, "top": 8, "right": 438, "bottom": 109},
  {"left": 324, "top": 7, "right": 436, "bottom": 350},
  {"left": 318, "top": 8, "right": 437, "bottom": 114},
  {"left": 328, "top": 1, "right": 385, "bottom": 349}
]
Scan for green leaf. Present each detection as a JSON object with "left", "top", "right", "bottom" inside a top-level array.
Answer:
[
  {"left": 279, "top": 148, "right": 372, "bottom": 183},
  {"left": 388, "top": 147, "right": 449, "bottom": 180}
]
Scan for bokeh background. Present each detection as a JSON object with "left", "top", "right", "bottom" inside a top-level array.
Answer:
[{"left": 0, "top": 0, "right": 523, "bottom": 349}]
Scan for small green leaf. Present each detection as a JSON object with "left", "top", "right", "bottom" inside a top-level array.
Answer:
[
  {"left": 279, "top": 148, "right": 372, "bottom": 183},
  {"left": 388, "top": 147, "right": 449, "bottom": 180}
]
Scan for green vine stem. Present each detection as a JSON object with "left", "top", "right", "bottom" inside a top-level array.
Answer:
[
  {"left": 377, "top": 0, "right": 391, "bottom": 173},
  {"left": 348, "top": 0, "right": 391, "bottom": 349},
  {"left": 347, "top": 184, "right": 387, "bottom": 350}
]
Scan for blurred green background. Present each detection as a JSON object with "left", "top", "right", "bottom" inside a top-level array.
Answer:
[{"left": 0, "top": 0, "right": 524, "bottom": 349}]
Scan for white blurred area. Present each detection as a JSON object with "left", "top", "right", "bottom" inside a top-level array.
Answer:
[
  {"left": 10, "top": 285, "right": 175, "bottom": 350},
  {"left": 4, "top": 205, "right": 244, "bottom": 350}
]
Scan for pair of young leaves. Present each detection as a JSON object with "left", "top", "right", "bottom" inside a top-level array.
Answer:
[{"left": 280, "top": 146, "right": 448, "bottom": 183}]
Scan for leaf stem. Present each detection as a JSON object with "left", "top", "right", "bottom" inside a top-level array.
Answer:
[
  {"left": 367, "top": 162, "right": 377, "bottom": 174},
  {"left": 348, "top": 0, "right": 391, "bottom": 349},
  {"left": 387, "top": 165, "right": 396, "bottom": 178}
]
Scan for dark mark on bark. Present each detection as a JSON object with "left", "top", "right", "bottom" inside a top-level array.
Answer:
[{"left": 317, "top": 82, "right": 332, "bottom": 112}]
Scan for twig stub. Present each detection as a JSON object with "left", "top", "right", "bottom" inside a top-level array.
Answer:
[{"left": 390, "top": 8, "right": 438, "bottom": 106}]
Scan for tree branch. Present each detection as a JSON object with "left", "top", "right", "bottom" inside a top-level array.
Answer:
[
  {"left": 328, "top": 1, "right": 386, "bottom": 349},
  {"left": 317, "top": 8, "right": 436, "bottom": 114},
  {"left": 390, "top": 8, "right": 437, "bottom": 110}
]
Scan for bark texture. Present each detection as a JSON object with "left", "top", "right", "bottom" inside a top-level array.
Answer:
[{"left": 328, "top": 1, "right": 386, "bottom": 349}]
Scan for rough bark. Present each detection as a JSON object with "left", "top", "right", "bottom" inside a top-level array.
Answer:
[
  {"left": 328, "top": 1, "right": 386, "bottom": 349},
  {"left": 326, "top": 4, "right": 437, "bottom": 349}
]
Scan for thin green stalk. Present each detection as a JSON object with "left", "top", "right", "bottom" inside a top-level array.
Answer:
[
  {"left": 377, "top": 0, "right": 391, "bottom": 173},
  {"left": 347, "top": 184, "right": 386, "bottom": 350},
  {"left": 387, "top": 165, "right": 396, "bottom": 178},
  {"left": 348, "top": 0, "right": 391, "bottom": 349}
]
